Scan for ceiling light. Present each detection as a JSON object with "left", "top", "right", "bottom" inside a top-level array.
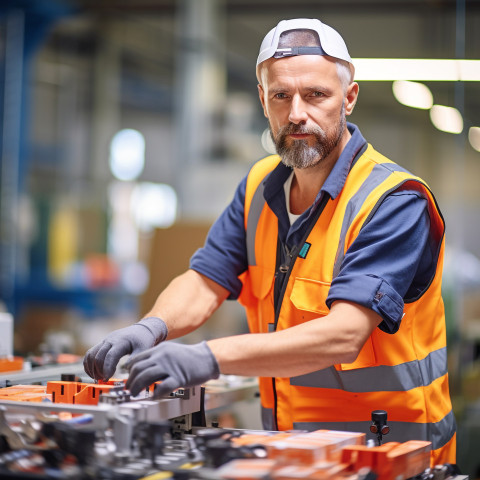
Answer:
[
  {"left": 353, "top": 59, "right": 480, "bottom": 81},
  {"left": 392, "top": 81, "right": 433, "bottom": 109},
  {"left": 109, "top": 129, "right": 145, "bottom": 181},
  {"left": 468, "top": 127, "right": 480, "bottom": 152},
  {"left": 429, "top": 105, "right": 463, "bottom": 134},
  {"left": 131, "top": 182, "right": 177, "bottom": 231}
]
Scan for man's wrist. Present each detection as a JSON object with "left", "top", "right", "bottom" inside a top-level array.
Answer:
[
  {"left": 138, "top": 316, "right": 168, "bottom": 344},
  {"left": 203, "top": 341, "right": 220, "bottom": 379}
]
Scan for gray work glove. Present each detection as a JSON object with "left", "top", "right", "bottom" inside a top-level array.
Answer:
[
  {"left": 125, "top": 341, "right": 220, "bottom": 397},
  {"left": 83, "top": 317, "right": 168, "bottom": 381}
]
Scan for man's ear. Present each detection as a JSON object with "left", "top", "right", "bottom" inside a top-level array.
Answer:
[
  {"left": 344, "top": 82, "right": 359, "bottom": 116},
  {"left": 258, "top": 84, "right": 268, "bottom": 118}
]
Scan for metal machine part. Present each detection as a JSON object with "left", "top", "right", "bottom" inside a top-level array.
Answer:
[{"left": 0, "top": 385, "right": 207, "bottom": 478}]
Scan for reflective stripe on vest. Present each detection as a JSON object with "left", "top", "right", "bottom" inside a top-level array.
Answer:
[
  {"left": 261, "top": 406, "right": 275, "bottom": 431},
  {"left": 332, "top": 162, "right": 410, "bottom": 278},
  {"left": 246, "top": 176, "right": 267, "bottom": 266},
  {"left": 290, "top": 346, "right": 447, "bottom": 392}
]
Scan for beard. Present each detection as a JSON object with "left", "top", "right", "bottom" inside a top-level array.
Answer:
[{"left": 271, "top": 106, "right": 346, "bottom": 169}]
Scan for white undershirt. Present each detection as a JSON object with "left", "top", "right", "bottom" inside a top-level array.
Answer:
[{"left": 283, "top": 172, "right": 302, "bottom": 226}]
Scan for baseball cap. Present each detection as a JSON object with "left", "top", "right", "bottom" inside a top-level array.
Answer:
[{"left": 256, "top": 18, "right": 354, "bottom": 73}]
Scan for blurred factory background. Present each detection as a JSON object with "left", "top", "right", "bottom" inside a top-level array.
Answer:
[{"left": 1, "top": 0, "right": 480, "bottom": 474}]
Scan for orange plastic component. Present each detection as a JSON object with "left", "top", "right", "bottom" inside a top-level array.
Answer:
[
  {"left": 267, "top": 439, "right": 328, "bottom": 466},
  {"left": 0, "top": 384, "right": 50, "bottom": 402},
  {"left": 73, "top": 384, "right": 118, "bottom": 405},
  {"left": 0, "top": 385, "right": 46, "bottom": 395},
  {"left": 266, "top": 430, "right": 366, "bottom": 466},
  {"left": 98, "top": 378, "right": 126, "bottom": 386},
  {"left": 47, "top": 381, "right": 85, "bottom": 404},
  {"left": 46, "top": 380, "right": 123, "bottom": 405},
  {"left": 272, "top": 461, "right": 350, "bottom": 479},
  {"left": 296, "top": 430, "right": 366, "bottom": 462},
  {"left": 0, "top": 357, "right": 24, "bottom": 372},
  {"left": 231, "top": 432, "right": 294, "bottom": 447},
  {"left": 5, "top": 392, "right": 51, "bottom": 402},
  {"left": 217, "top": 459, "right": 277, "bottom": 479},
  {"left": 341, "top": 440, "right": 431, "bottom": 480},
  {"left": 387, "top": 441, "right": 432, "bottom": 480}
]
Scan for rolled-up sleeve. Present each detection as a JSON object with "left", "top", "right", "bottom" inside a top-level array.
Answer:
[
  {"left": 326, "top": 190, "right": 438, "bottom": 334},
  {"left": 190, "top": 175, "right": 249, "bottom": 299}
]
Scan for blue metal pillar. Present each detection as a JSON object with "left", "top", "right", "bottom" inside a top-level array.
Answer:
[{"left": 0, "top": 0, "right": 72, "bottom": 315}]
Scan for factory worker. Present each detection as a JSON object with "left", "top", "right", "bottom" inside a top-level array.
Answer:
[{"left": 84, "top": 18, "right": 456, "bottom": 465}]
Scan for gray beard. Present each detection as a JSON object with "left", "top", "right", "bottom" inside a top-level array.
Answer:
[{"left": 271, "top": 108, "right": 346, "bottom": 170}]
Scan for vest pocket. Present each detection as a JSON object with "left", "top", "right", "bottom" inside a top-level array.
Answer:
[{"left": 290, "top": 277, "right": 331, "bottom": 315}]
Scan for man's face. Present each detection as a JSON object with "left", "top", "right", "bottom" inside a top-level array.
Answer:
[{"left": 258, "top": 55, "right": 358, "bottom": 169}]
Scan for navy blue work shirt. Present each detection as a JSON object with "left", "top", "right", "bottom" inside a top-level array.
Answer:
[{"left": 190, "top": 123, "right": 439, "bottom": 334}]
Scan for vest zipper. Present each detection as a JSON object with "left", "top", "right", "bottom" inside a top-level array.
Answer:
[
  {"left": 271, "top": 243, "right": 298, "bottom": 431},
  {"left": 271, "top": 193, "right": 330, "bottom": 431}
]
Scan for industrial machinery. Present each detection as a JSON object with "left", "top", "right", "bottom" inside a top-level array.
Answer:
[{"left": 0, "top": 364, "right": 467, "bottom": 480}]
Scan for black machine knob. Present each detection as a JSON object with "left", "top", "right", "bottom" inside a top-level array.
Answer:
[{"left": 370, "top": 410, "right": 390, "bottom": 445}]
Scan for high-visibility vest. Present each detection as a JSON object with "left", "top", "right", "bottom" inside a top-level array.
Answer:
[{"left": 238, "top": 145, "right": 456, "bottom": 465}]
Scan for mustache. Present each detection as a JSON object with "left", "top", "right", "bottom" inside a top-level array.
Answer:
[{"left": 277, "top": 123, "right": 325, "bottom": 137}]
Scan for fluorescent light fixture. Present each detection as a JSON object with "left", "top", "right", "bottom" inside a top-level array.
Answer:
[
  {"left": 131, "top": 182, "right": 177, "bottom": 231},
  {"left": 468, "top": 127, "right": 480, "bottom": 152},
  {"left": 109, "top": 129, "right": 145, "bottom": 181},
  {"left": 392, "top": 81, "right": 433, "bottom": 109},
  {"left": 429, "top": 105, "right": 463, "bottom": 134},
  {"left": 353, "top": 59, "right": 480, "bottom": 81}
]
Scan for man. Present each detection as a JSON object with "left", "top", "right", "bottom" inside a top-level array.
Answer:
[{"left": 84, "top": 18, "right": 456, "bottom": 464}]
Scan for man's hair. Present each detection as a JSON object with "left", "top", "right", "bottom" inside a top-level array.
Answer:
[{"left": 271, "top": 28, "right": 353, "bottom": 92}]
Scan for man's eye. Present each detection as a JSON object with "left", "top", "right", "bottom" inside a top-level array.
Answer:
[
  {"left": 274, "top": 93, "right": 287, "bottom": 99},
  {"left": 312, "top": 91, "right": 324, "bottom": 97}
]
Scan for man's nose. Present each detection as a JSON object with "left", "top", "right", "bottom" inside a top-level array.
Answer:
[{"left": 288, "top": 95, "right": 308, "bottom": 124}]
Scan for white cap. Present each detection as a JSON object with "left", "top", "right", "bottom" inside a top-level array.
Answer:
[{"left": 257, "top": 18, "right": 353, "bottom": 72}]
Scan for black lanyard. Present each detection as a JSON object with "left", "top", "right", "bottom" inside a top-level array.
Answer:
[{"left": 272, "top": 193, "right": 330, "bottom": 329}]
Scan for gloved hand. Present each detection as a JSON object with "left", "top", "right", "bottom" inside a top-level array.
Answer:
[
  {"left": 83, "top": 317, "right": 168, "bottom": 381},
  {"left": 125, "top": 341, "right": 220, "bottom": 397}
]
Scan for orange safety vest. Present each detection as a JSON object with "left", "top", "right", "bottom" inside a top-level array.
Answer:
[{"left": 238, "top": 145, "right": 456, "bottom": 465}]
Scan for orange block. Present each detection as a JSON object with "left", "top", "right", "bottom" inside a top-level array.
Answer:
[
  {"left": 341, "top": 441, "right": 431, "bottom": 480},
  {"left": 47, "top": 381, "right": 87, "bottom": 403},
  {"left": 8, "top": 392, "right": 51, "bottom": 402},
  {"left": 387, "top": 441, "right": 431, "bottom": 480},
  {"left": 232, "top": 432, "right": 294, "bottom": 447},
  {"left": 0, "top": 385, "right": 47, "bottom": 395},
  {"left": 273, "top": 462, "right": 350, "bottom": 479},
  {"left": 46, "top": 380, "right": 125, "bottom": 405},
  {"left": 341, "top": 442, "right": 400, "bottom": 473},
  {"left": 98, "top": 378, "right": 126, "bottom": 386},
  {"left": 267, "top": 439, "right": 327, "bottom": 466},
  {"left": 0, "top": 357, "right": 23, "bottom": 372},
  {"left": 294, "top": 430, "right": 366, "bottom": 462},
  {"left": 217, "top": 459, "right": 277, "bottom": 479},
  {"left": 0, "top": 384, "right": 50, "bottom": 402},
  {"left": 73, "top": 384, "right": 117, "bottom": 405}
]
